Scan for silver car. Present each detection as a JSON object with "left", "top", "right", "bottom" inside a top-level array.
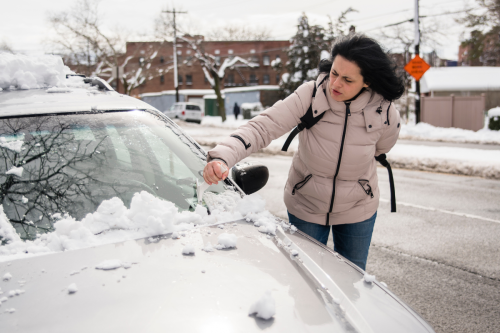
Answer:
[{"left": 0, "top": 77, "right": 435, "bottom": 332}]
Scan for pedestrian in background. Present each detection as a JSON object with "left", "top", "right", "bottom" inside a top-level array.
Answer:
[
  {"left": 233, "top": 102, "right": 240, "bottom": 120},
  {"left": 203, "top": 34, "right": 404, "bottom": 270}
]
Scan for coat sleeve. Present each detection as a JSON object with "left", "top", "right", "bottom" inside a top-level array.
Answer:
[
  {"left": 207, "top": 82, "right": 314, "bottom": 168},
  {"left": 375, "top": 103, "right": 401, "bottom": 156}
]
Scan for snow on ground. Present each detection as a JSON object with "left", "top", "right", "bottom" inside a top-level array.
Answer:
[
  {"left": 387, "top": 144, "right": 500, "bottom": 179},
  {"left": 399, "top": 122, "right": 500, "bottom": 145},
  {"left": 0, "top": 189, "right": 282, "bottom": 262}
]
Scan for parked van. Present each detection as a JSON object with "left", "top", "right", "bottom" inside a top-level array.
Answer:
[{"left": 165, "top": 102, "right": 204, "bottom": 123}]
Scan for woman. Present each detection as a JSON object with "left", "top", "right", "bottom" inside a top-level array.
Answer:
[{"left": 203, "top": 34, "right": 404, "bottom": 270}]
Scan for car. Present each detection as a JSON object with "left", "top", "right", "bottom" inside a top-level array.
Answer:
[
  {"left": 0, "top": 71, "right": 435, "bottom": 332},
  {"left": 168, "top": 102, "right": 204, "bottom": 123}
]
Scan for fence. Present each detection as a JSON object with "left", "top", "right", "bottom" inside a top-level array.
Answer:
[{"left": 421, "top": 95, "right": 485, "bottom": 131}]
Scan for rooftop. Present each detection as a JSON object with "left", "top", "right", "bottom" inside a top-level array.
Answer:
[{"left": 420, "top": 66, "right": 500, "bottom": 92}]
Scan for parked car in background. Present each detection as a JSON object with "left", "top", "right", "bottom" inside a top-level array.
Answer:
[
  {"left": 0, "top": 72, "right": 435, "bottom": 332},
  {"left": 167, "top": 102, "right": 204, "bottom": 123}
]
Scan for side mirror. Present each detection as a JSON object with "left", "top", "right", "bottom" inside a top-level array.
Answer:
[{"left": 231, "top": 162, "right": 269, "bottom": 195}]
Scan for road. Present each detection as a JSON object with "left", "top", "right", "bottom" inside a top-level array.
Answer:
[{"left": 237, "top": 152, "right": 500, "bottom": 333}]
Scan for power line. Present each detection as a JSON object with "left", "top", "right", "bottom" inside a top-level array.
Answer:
[
  {"left": 361, "top": 8, "right": 472, "bottom": 32},
  {"left": 348, "top": 0, "right": 469, "bottom": 26}
]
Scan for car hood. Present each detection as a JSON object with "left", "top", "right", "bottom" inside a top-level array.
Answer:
[{"left": 0, "top": 220, "right": 434, "bottom": 333}]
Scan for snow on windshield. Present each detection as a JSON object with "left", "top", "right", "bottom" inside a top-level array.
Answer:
[
  {"left": 0, "top": 53, "right": 73, "bottom": 90},
  {"left": 0, "top": 190, "right": 281, "bottom": 262}
]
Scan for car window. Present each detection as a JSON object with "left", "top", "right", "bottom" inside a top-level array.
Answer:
[
  {"left": 186, "top": 105, "right": 201, "bottom": 111},
  {"left": 0, "top": 110, "right": 224, "bottom": 240}
]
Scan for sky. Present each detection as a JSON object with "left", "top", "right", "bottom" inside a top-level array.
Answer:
[{"left": 1, "top": 0, "right": 476, "bottom": 60}]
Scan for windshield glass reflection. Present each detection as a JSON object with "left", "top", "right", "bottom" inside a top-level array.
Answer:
[{"left": 0, "top": 110, "right": 224, "bottom": 240}]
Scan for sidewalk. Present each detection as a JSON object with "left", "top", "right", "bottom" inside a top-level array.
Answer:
[{"left": 176, "top": 118, "right": 500, "bottom": 180}]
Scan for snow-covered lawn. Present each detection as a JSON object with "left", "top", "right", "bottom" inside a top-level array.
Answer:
[
  {"left": 399, "top": 122, "right": 500, "bottom": 145},
  {"left": 388, "top": 144, "right": 500, "bottom": 179},
  {"left": 198, "top": 116, "right": 500, "bottom": 145}
]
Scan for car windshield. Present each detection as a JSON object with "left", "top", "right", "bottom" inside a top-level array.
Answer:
[{"left": 0, "top": 110, "right": 224, "bottom": 239}]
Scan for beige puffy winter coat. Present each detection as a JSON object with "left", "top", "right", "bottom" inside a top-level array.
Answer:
[{"left": 208, "top": 73, "right": 401, "bottom": 225}]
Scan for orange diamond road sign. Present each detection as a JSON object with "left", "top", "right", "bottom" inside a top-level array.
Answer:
[{"left": 404, "top": 55, "right": 431, "bottom": 81}]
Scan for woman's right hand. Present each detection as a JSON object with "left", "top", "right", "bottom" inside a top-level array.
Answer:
[{"left": 203, "top": 161, "right": 229, "bottom": 185}]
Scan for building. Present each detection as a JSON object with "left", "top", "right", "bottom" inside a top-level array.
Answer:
[
  {"left": 121, "top": 38, "right": 290, "bottom": 97},
  {"left": 420, "top": 66, "right": 500, "bottom": 111}
]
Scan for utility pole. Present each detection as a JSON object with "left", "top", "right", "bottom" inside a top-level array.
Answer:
[
  {"left": 163, "top": 9, "right": 187, "bottom": 102},
  {"left": 414, "top": 0, "right": 421, "bottom": 123}
]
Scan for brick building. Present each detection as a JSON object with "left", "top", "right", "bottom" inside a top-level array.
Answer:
[{"left": 120, "top": 38, "right": 290, "bottom": 97}]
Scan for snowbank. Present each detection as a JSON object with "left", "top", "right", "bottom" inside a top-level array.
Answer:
[
  {"left": 197, "top": 115, "right": 500, "bottom": 146},
  {"left": 0, "top": 53, "right": 72, "bottom": 90},
  {"left": 0, "top": 190, "right": 283, "bottom": 262},
  {"left": 399, "top": 122, "right": 500, "bottom": 145},
  {"left": 388, "top": 144, "right": 500, "bottom": 179}
]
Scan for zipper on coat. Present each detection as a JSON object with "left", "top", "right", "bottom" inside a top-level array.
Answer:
[
  {"left": 327, "top": 101, "right": 351, "bottom": 225},
  {"left": 292, "top": 174, "right": 312, "bottom": 195},
  {"left": 358, "top": 179, "right": 374, "bottom": 198},
  {"left": 230, "top": 135, "right": 251, "bottom": 150}
]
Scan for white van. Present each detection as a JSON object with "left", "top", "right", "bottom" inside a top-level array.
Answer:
[{"left": 165, "top": 102, "right": 204, "bottom": 123}]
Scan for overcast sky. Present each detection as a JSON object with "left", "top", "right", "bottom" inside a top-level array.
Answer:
[{"left": 2, "top": 0, "right": 475, "bottom": 60}]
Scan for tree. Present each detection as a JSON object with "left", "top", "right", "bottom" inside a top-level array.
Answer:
[
  {"left": 178, "top": 35, "right": 258, "bottom": 122},
  {"left": 154, "top": 11, "right": 259, "bottom": 122},
  {"left": 47, "top": 0, "right": 171, "bottom": 95},
  {"left": 458, "top": 0, "right": 500, "bottom": 65},
  {"left": 276, "top": 13, "right": 332, "bottom": 98}
]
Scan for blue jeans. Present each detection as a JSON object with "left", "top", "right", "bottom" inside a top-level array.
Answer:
[{"left": 287, "top": 211, "right": 377, "bottom": 271}]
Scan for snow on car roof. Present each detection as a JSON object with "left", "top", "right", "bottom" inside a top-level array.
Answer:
[
  {"left": 0, "top": 53, "right": 157, "bottom": 117},
  {"left": 0, "top": 87, "right": 157, "bottom": 117},
  {"left": 420, "top": 66, "right": 500, "bottom": 92},
  {"left": 0, "top": 53, "right": 69, "bottom": 90}
]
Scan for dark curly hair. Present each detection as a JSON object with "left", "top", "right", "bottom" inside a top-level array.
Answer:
[{"left": 319, "top": 34, "right": 405, "bottom": 101}]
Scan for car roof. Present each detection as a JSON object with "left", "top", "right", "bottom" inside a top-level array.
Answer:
[{"left": 0, "top": 87, "right": 158, "bottom": 118}]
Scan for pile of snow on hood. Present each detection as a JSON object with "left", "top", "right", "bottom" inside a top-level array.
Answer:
[
  {"left": 0, "top": 190, "right": 280, "bottom": 261},
  {"left": 0, "top": 53, "right": 72, "bottom": 90}
]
